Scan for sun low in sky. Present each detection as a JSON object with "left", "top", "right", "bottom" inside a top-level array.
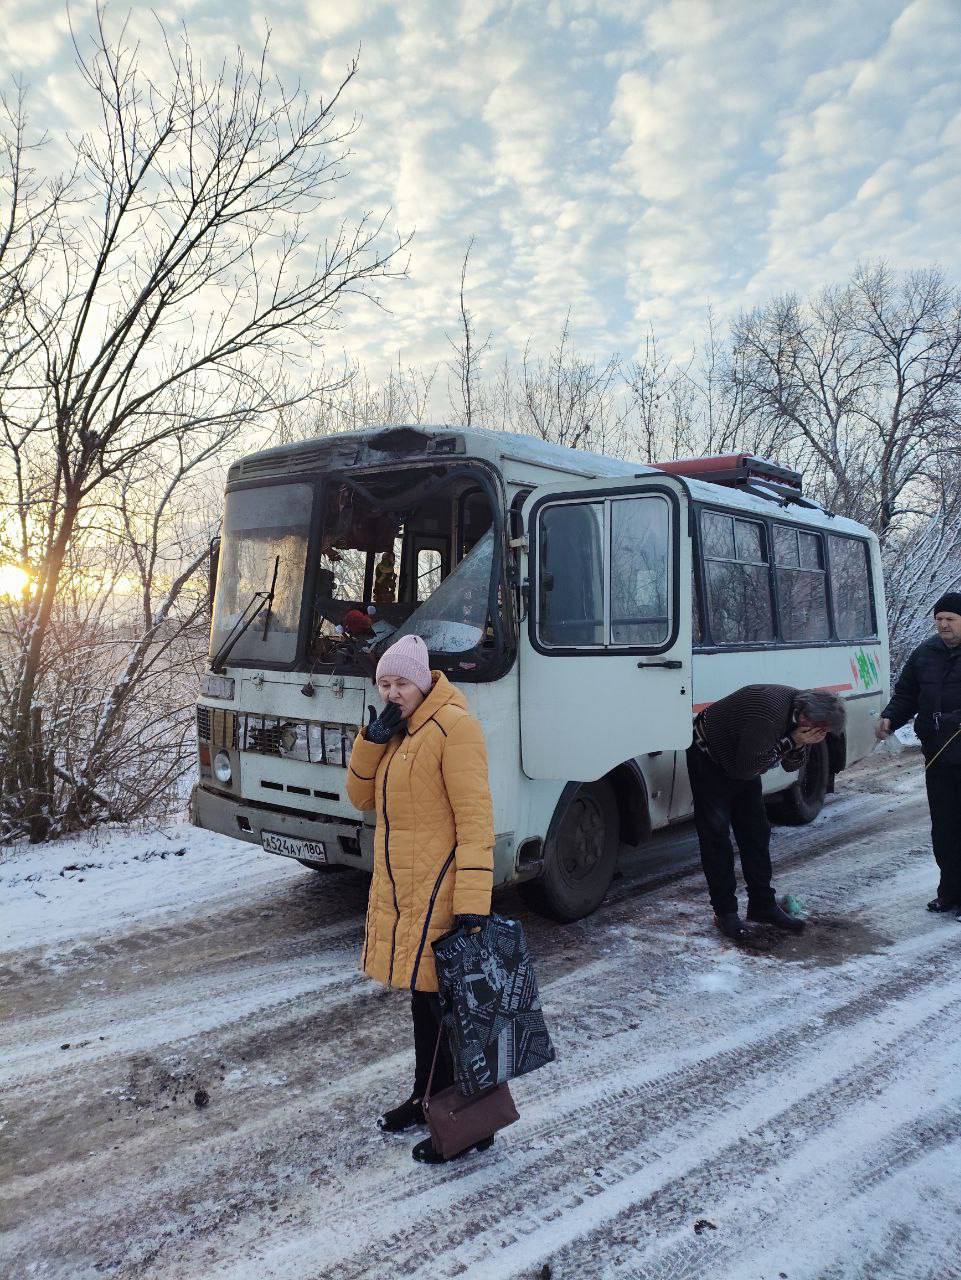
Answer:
[{"left": 0, "top": 564, "right": 30, "bottom": 598}]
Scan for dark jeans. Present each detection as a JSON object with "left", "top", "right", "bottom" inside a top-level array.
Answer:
[
  {"left": 925, "top": 760, "right": 961, "bottom": 904},
  {"left": 687, "top": 744, "right": 777, "bottom": 916},
  {"left": 411, "top": 990, "right": 453, "bottom": 1099}
]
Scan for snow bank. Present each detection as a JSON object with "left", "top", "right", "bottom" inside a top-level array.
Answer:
[{"left": 0, "top": 823, "right": 302, "bottom": 952}]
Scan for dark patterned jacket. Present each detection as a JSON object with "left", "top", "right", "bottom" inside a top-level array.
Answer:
[
  {"left": 883, "top": 636, "right": 961, "bottom": 765},
  {"left": 699, "top": 684, "right": 805, "bottom": 782}
]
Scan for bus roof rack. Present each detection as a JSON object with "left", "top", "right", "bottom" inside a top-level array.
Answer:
[
  {"left": 652, "top": 453, "right": 802, "bottom": 490},
  {"left": 651, "top": 453, "right": 823, "bottom": 510}
]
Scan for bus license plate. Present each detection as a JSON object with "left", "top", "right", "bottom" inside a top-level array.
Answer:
[{"left": 262, "top": 831, "right": 327, "bottom": 863}]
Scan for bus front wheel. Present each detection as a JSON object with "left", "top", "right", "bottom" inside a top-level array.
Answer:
[
  {"left": 519, "top": 780, "right": 619, "bottom": 922},
  {"left": 774, "top": 740, "right": 829, "bottom": 825}
]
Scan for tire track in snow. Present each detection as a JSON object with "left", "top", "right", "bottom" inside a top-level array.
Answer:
[
  {"left": 537, "top": 1014, "right": 961, "bottom": 1279},
  {"left": 157, "top": 923, "right": 961, "bottom": 1280},
  {"left": 3, "top": 870, "right": 941, "bottom": 1269},
  {"left": 0, "top": 875, "right": 370, "bottom": 999},
  {"left": 294, "top": 939, "right": 961, "bottom": 1280},
  {"left": 2, "top": 758, "right": 953, "bottom": 1280}
]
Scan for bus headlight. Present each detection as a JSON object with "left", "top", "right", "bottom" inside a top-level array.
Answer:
[{"left": 213, "top": 751, "right": 233, "bottom": 784}]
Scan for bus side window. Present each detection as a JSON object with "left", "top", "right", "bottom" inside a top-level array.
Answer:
[
  {"left": 415, "top": 547, "right": 443, "bottom": 601},
  {"left": 538, "top": 502, "right": 604, "bottom": 647},
  {"left": 828, "top": 536, "right": 876, "bottom": 638},
  {"left": 774, "top": 526, "right": 830, "bottom": 642},
  {"left": 701, "top": 511, "right": 774, "bottom": 644},
  {"left": 610, "top": 496, "right": 671, "bottom": 645}
]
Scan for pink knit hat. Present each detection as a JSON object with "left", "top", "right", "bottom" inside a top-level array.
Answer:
[{"left": 375, "top": 634, "right": 433, "bottom": 694}]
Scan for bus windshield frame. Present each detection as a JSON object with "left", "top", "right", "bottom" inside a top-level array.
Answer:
[{"left": 209, "top": 461, "right": 513, "bottom": 681}]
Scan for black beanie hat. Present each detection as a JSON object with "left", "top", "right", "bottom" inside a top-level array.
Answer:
[{"left": 933, "top": 591, "right": 961, "bottom": 617}]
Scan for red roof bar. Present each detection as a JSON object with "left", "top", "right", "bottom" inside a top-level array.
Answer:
[{"left": 652, "top": 453, "right": 803, "bottom": 493}]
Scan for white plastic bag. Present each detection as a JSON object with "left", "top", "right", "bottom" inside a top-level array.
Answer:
[{"left": 872, "top": 714, "right": 904, "bottom": 755}]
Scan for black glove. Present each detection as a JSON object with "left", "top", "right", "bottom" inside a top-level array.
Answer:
[{"left": 365, "top": 701, "right": 404, "bottom": 744}]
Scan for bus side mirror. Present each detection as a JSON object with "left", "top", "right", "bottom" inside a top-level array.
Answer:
[{"left": 208, "top": 536, "right": 221, "bottom": 614}]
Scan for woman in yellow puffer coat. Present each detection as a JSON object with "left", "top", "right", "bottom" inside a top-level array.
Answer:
[{"left": 346, "top": 633, "right": 495, "bottom": 1163}]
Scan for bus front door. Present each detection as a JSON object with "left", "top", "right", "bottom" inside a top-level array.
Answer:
[{"left": 519, "top": 475, "right": 693, "bottom": 781}]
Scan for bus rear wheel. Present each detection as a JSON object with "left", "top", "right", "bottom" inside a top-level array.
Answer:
[
  {"left": 519, "top": 780, "right": 619, "bottom": 922},
  {"left": 775, "top": 740, "right": 829, "bottom": 825}
]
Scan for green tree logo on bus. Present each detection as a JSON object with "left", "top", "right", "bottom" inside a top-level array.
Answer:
[{"left": 850, "top": 648, "right": 880, "bottom": 688}]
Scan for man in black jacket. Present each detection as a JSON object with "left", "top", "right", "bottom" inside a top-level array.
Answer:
[
  {"left": 876, "top": 591, "right": 961, "bottom": 920},
  {"left": 688, "top": 685, "right": 846, "bottom": 941}
]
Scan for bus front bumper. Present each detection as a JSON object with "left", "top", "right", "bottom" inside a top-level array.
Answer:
[{"left": 190, "top": 783, "right": 374, "bottom": 871}]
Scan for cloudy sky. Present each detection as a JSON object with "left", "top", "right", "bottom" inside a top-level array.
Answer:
[{"left": 3, "top": 0, "right": 961, "bottom": 387}]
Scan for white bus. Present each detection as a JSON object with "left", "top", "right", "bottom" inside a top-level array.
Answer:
[{"left": 192, "top": 426, "right": 888, "bottom": 920}]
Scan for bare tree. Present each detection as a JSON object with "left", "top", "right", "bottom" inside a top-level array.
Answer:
[
  {"left": 314, "top": 354, "right": 437, "bottom": 437},
  {"left": 445, "top": 237, "right": 491, "bottom": 427},
  {"left": 732, "top": 263, "right": 961, "bottom": 538},
  {"left": 622, "top": 328, "right": 682, "bottom": 463},
  {"left": 495, "top": 314, "right": 628, "bottom": 454},
  {"left": 0, "top": 8, "right": 407, "bottom": 840},
  {"left": 882, "top": 460, "right": 961, "bottom": 669},
  {"left": 624, "top": 309, "right": 779, "bottom": 466}
]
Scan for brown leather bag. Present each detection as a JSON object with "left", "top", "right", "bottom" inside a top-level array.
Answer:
[{"left": 423, "top": 1032, "right": 519, "bottom": 1160}]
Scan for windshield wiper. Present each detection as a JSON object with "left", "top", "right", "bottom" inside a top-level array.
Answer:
[
  {"left": 210, "top": 555, "right": 280, "bottom": 673},
  {"left": 260, "top": 554, "right": 281, "bottom": 642}
]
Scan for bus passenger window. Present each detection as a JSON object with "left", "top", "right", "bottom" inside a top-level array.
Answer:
[
  {"left": 416, "top": 548, "right": 443, "bottom": 602},
  {"left": 538, "top": 502, "right": 604, "bottom": 646},
  {"left": 702, "top": 512, "right": 774, "bottom": 645},
  {"left": 828, "top": 536, "right": 876, "bottom": 639},
  {"left": 610, "top": 496, "right": 670, "bottom": 645},
  {"left": 774, "top": 526, "right": 830, "bottom": 642}
]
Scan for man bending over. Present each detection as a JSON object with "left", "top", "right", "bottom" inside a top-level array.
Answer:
[{"left": 687, "top": 685, "right": 846, "bottom": 941}]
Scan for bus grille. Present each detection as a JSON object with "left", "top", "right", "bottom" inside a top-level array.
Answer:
[
  {"left": 239, "top": 715, "right": 358, "bottom": 767},
  {"left": 244, "top": 717, "right": 284, "bottom": 755},
  {"left": 197, "top": 706, "right": 237, "bottom": 747}
]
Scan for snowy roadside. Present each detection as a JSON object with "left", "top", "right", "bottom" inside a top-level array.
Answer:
[
  {"left": 0, "top": 822, "right": 304, "bottom": 952},
  {"left": 3, "top": 748, "right": 961, "bottom": 1280}
]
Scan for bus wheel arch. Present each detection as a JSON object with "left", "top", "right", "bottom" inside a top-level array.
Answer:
[
  {"left": 518, "top": 771, "right": 636, "bottom": 923},
  {"left": 606, "top": 760, "right": 652, "bottom": 847},
  {"left": 774, "top": 739, "right": 830, "bottom": 825}
]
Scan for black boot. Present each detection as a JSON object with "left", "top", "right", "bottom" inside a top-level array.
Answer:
[
  {"left": 377, "top": 1095, "right": 425, "bottom": 1132},
  {"left": 412, "top": 1135, "right": 494, "bottom": 1164},
  {"left": 747, "top": 901, "right": 805, "bottom": 933},
  {"left": 714, "top": 911, "right": 760, "bottom": 940},
  {"left": 927, "top": 897, "right": 959, "bottom": 913}
]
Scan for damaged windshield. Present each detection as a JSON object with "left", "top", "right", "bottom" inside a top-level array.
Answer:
[
  {"left": 209, "top": 468, "right": 505, "bottom": 674},
  {"left": 381, "top": 529, "right": 495, "bottom": 653},
  {"left": 210, "top": 483, "right": 313, "bottom": 666},
  {"left": 309, "top": 472, "right": 502, "bottom": 674}
]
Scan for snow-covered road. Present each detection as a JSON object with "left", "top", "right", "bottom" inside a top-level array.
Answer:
[{"left": 3, "top": 750, "right": 960, "bottom": 1280}]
